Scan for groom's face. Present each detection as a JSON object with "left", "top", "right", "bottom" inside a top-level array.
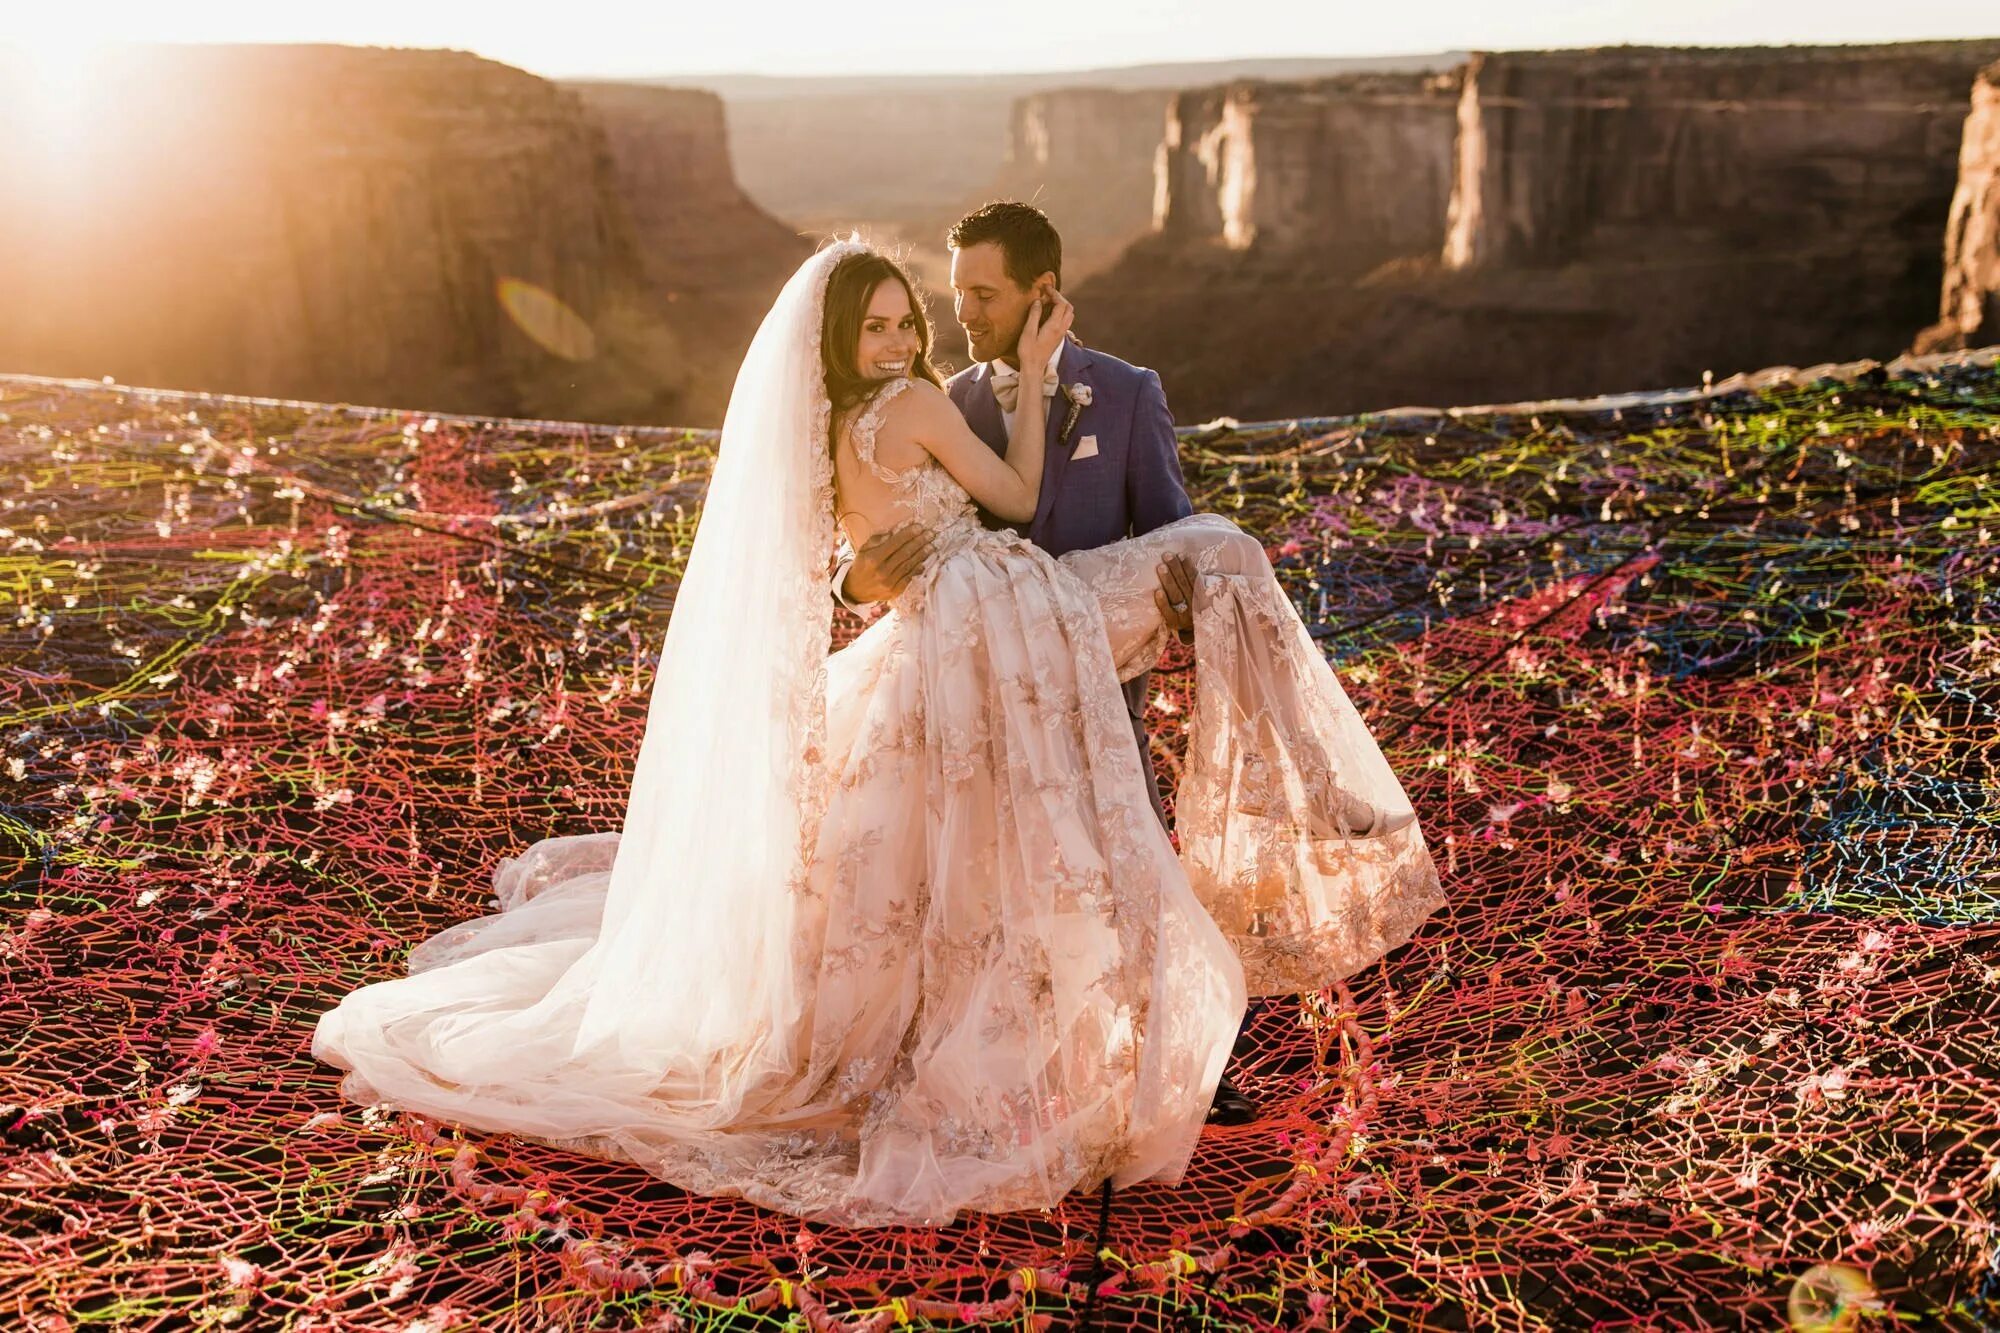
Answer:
[{"left": 950, "top": 241, "right": 1041, "bottom": 367}]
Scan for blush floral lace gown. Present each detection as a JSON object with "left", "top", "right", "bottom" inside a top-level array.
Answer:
[{"left": 316, "top": 373, "right": 1442, "bottom": 1228}]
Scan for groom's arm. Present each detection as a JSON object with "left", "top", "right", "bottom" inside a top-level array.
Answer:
[
  {"left": 1127, "top": 369, "right": 1194, "bottom": 537},
  {"left": 832, "top": 524, "right": 933, "bottom": 612}
]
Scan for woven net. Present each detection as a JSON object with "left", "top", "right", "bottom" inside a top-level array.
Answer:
[{"left": 3, "top": 356, "right": 1997, "bottom": 1331}]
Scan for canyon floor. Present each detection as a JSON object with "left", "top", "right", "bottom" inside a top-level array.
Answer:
[{"left": 4, "top": 353, "right": 1997, "bottom": 1330}]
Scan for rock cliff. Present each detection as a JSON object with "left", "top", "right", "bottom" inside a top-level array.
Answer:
[
  {"left": 0, "top": 44, "right": 720, "bottom": 424},
  {"left": 1916, "top": 62, "right": 2000, "bottom": 353},
  {"left": 1155, "top": 71, "right": 1462, "bottom": 262},
  {"left": 721, "top": 90, "right": 1018, "bottom": 226},
  {"left": 1442, "top": 43, "right": 1998, "bottom": 272},
  {"left": 684, "top": 57, "right": 1462, "bottom": 228},
  {"left": 992, "top": 89, "right": 1171, "bottom": 281},
  {"left": 1081, "top": 41, "right": 2000, "bottom": 422},
  {"left": 563, "top": 81, "right": 810, "bottom": 419}
]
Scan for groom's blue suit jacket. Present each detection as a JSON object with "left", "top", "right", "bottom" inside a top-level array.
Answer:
[
  {"left": 946, "top": 339, "right": 1194, "bottom": 825},
  {"left": 946, "top": 340, "right": 1193, "bottom": 558}
]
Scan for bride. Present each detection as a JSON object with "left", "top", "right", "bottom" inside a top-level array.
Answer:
[{"left": 313, "top": 240, "right": 1443, "bottom": 1227}]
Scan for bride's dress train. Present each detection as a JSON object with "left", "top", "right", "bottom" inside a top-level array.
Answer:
[{"left": 313, "top": 252, "right": 1441, "bottom": 1228}]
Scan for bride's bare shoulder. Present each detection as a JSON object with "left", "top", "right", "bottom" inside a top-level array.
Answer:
[
  {"left": 876, "top": 377, "right": 955, "bottom": 432},
  {"left": 890, "top": 376, "right": 952, "bottom": 409},
  {"left": 840, "top": 378, "right": 944, "bottom": 468}
]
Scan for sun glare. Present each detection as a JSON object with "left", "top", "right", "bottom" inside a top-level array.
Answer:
[
  {"left": 3, "top": 36, "right": 114, "bottom": 150},
  {"left": 7, "top": 36, "right": 106, "bottom": 102}
]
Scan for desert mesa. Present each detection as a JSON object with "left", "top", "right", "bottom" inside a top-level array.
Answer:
[{"left": 2, "top": 39, "right": 1997, "bottom": 425}]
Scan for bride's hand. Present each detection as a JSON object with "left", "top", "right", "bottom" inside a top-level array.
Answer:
[{"left": 1018, "top": 287, "right": 1074, "bottom": 368}]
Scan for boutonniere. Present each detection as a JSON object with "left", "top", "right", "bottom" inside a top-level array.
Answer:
[{"left": 1057, "top": 382, "right": 1092, "bottom": 447}]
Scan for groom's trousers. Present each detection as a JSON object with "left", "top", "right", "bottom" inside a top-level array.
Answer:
[{"left": 1122, "top": 672, "right": 1171, "bottom": 832}]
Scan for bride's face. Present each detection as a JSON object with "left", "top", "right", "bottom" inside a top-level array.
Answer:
[{"left": 854, "top": 280, "right": 921, "bottom": 381}]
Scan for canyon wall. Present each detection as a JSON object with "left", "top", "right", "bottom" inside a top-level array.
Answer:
[
  {"left": 1081, "top": 41, "right": 2000, "bottom": 423},
  {"left": 567, "top": 82, "right": 801, "bottom": 273},
  {"left": 1916, "top": 62, "right": 2000, "bottom": 353},
  {"left": 563, "top": 82, "right": 810, "bottom": 418},
  {"left": 719, "top": 90, "right": 1018, "bottom": 227},
  {"left": 657, "top": 56, "right": 1460, "bottom": 376},
  {"left": 1154, "top": 72, "right": 1462, "bottom": 261},
  {"left": 0, "top": 45, "right": 751, "bottom": 424},
  {"left": 1442, "top": 43, "right": 1997, "bottom": 273},
  {"left": 991, "top": 89, "right": 1171, "bottom": 281},
  {"left": 686, "top": 56, "right": 1463, "bottom": 228}
]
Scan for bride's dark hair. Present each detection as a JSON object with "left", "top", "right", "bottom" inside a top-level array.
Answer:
[{"left": 821, "top": 249, "right": 945, "bottom": 427}]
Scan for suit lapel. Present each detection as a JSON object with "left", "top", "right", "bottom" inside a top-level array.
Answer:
[
  {"left": 1030, "top": 341, "right": 1094, "bottom": 539},
  {"left": 964, "top": 362, "right": 1009, "bottom": 456}
]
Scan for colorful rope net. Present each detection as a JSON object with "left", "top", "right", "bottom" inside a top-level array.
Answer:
[{"left": 3, "top": 355, "right": 1997, "bottom": 1332}]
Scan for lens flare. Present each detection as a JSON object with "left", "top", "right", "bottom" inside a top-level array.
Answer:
[
  {"left": 1787, "top": 1263, "right": 1880, "bottom": 1332},
  {"left": 496, "top": 277, "right": 596, "bottom": 361}
]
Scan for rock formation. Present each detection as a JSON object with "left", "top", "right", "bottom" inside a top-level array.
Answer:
[
  {"left": 990, "top": 89, "right": 1171, "bottom": 281},
  {"left": 677, "top": 57, "right": 1464, "bottom": 230},
  {"left": 1081, "top": 41, "right": 2000, "bottom": 423},
  {"left": 1155, "top": 71, "right": 1462, "bottom": 262},
  {"left": 1442, "top": 44, "right": 1995, "bottom": 273},
  {"left": 0, "top": 44, "right": 775, "bottom": 425},
  {"left": 657, "top": 56, "right": 1462, "bottom": 376},
  {"left": 717, "top": 89, "right": 1019, "bottom": 229},
  {"left": 1915, "top": 62, "right": 2000, "bottom": 353},
  {"left": 563, "top": 81, "right": 810, "bottom": 419}
]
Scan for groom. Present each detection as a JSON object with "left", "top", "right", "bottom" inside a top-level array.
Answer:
[{"left": 830, "top": 201, "right": 1259, "bottom": 1127}]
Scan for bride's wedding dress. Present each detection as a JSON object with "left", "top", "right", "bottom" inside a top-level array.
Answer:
[{"left": 313, "top": 244, "right": 1442, "bottom": 1227}]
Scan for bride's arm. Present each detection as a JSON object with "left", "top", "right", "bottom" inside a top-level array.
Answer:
[{"left": 892, "top": 291, "right": 1073, "bottom": 524}]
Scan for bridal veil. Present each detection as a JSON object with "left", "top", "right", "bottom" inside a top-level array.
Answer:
[{"left": 314, "top": 242, "right": 860, "bottom": 1133}]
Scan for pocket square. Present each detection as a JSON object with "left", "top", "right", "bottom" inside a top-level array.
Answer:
[{"left": 1072, "top": 434, "right": 1099, "bottom": 460}]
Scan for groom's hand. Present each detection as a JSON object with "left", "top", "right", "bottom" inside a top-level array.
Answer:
[{"left": 844, "top": 523, "right": 934, "bottom": 604}]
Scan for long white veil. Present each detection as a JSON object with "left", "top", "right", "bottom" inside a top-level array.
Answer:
[
  {"left": 314, "top": 242, "right": 864, "bottom": 1137},
  {"left": 576, "top": 238, "right": 856, "bottom": 1065}
]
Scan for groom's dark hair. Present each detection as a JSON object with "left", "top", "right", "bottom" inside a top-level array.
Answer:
[{"left": 949, "top": 201, "right": 1062, "bottom": 291}]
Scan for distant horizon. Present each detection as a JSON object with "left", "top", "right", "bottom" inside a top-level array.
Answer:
[
  {"left": 10, "top": 0, "right": 2000, "bottom": 82},
  {"left": 605, "top": 37, "right": 2000, "bottom": 86},
  {"left": 12, "top": 35, "right": 2000, "bottom": 88}
]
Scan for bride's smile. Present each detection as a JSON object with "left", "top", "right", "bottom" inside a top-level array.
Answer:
[{"left": 854, "top": 276, "right": 921, "bottom": 379}]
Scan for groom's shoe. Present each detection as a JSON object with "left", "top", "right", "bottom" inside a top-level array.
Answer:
[{"left": 1205, "top": 1075, "right": 1260, "bottom": 1126}]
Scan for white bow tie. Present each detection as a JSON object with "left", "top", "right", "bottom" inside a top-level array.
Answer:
[{"left": 989, "top": 357, "right": 1061, "bottom": 414}]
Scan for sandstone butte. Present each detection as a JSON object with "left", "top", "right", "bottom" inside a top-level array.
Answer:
[
  {"left": 1916, "top": 61, "right": 2000, "bottom": 356},
  {"left": 1077, "top": 41, "right": 2000, "bottom": 423},
  {"left": 0, "top": 44, "right": 805, "bottom": 428}
]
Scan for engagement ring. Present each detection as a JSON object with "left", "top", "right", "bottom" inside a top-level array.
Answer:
[{"left": 1171, "top": 600, "right": 1189, "bottom": 614}]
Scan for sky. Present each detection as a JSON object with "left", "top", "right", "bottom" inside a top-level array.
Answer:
[{"left": 13, "top": 0, "right": 2000, "bottom": 79}]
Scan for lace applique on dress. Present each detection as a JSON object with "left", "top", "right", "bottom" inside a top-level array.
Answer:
[
  {"left": 841, "top": 378, "right": 985, "bottom": 588},
  {"left": 846, "top": 377, "right": 915, "bottom": 485}
]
